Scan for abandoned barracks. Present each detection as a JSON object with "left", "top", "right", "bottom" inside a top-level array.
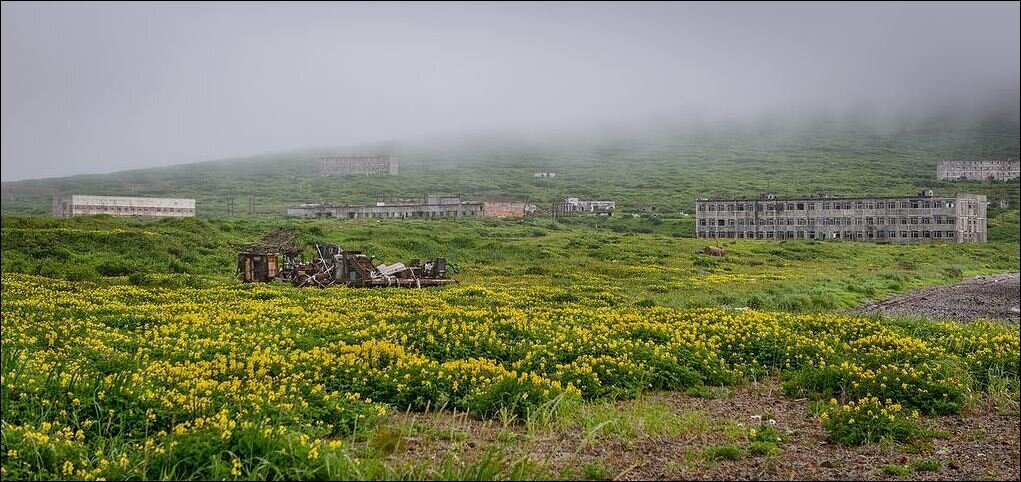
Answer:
[{"left": 695, "top": 191, "right": 987, "bottom": 243}]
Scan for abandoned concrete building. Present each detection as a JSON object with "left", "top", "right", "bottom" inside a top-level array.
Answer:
[
  {"left": 319, "top": 156, "right": 399, "bottom": 176},
  {"left": 562, "top": 197, "right": 615, "bottom": 214},
  {"left": 53, "top": 195, "right": 195, "bottom": 218},
  {"left": 287, "top": 195, "right": 482, "bottom": 219},
  {"left": 695, "top": 192, "right": 986, "bottom": 243},
  {"left": 482, "top": 200, "right": 537, "bottom": 218},
  {"left": 937, "top": 159, "right": 1019, "bottom": 181},
  {"left": 534, "top": 171, "right": 556, "bottom": 178}
]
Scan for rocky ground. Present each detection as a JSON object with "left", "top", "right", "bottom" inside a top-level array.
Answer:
[
  {"left": 856, "top": 273, "right": 1021, "bottom": 323},
  {"left": 369, "top": 378, "right": 1019, "bottom": 480}
]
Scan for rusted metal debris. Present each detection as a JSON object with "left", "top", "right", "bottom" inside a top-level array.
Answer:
[{"left": 237, "top": 232, "right": 456, "bottom": 288}]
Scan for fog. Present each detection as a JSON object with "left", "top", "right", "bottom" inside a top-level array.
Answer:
[{"left": 2, "top": 2, "right": 1018, "bottom": 181}]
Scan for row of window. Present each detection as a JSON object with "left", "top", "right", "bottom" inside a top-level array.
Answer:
[
  {"left": 328, "top": 210, "right": 482, "bottom": 219},
  {"left": 697, "top": 230, "right": 959, "bottom": 240},
  {"left": 698, "top": 216, "right": 956, "bottom": 227},
  {"left": 697, "top": 200, "right": 956, "bottom": 212},
  {"left": 74, "top": 206, "right": 192, "bottom": 214}
]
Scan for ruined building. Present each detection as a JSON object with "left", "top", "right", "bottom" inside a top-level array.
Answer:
[
  {"left": 937, "top": 159, "right": 1019, "bottom": 181},
  {"left": 319, "top": 156, "right": 399, "bottom": 176},
  {"left": 482, "top": 200, "right": 537, "bottom": 218},
  {"left": 53, "top": 195, "right": 195, "bottom": 217},
  {"left": 562, "top": 198, "right": 615, "bottom": 214},
  {"left": 287, "top": 195, "right": 482, "bottom": 219},
  {"left": 695, "top": 192, "right": 986, "bottom": 243}
]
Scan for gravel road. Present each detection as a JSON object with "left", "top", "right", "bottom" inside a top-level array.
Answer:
[{"left": 856, "top": 273, "right": 1020, "bottom": 323}]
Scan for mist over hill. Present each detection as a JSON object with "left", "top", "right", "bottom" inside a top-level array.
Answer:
[{"left": 2, "top": 111, "right": 1017, "bottom": 219}]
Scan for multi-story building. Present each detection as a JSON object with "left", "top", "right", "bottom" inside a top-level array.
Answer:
[
  {"left": 53, "top": 195, "right": 195, "bottom": 217},
  {"left": 319, "top": 156, "right": 399, "bottom": 176},
  {"left": 937, "top": 159, "right": 1019, "bottom": 181},
  {"left": 287, "top": 195, "right": 482, "bottom": 219},
  {"left": 695, "top": 192, "right": 986, "bottom": 243}
]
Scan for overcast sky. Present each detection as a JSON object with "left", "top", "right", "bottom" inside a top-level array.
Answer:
[{"left": 2, "top": 1, "right": 1018, "bottom": 181}]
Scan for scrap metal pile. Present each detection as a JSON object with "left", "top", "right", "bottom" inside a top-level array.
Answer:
[
  {"left": 236, "top": 229, "right": 456, "bottom": 288},
  {"left": 287, "top": 243, "right": 456, "bottom": 288}
]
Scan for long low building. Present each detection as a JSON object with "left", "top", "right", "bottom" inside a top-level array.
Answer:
[
  {"left": 320, "top": 155, "right": 399, "bottom": 176},
  {"left": 937, "top": 159, "right": 1019, "bottom": 181},
  {"left": 287, "top": 195, "right": 482, "bottom": 219},
  {"left": 695, "top": 192, "right": 986, "bottom": 243},
  {"left": 53, "top": 195, "right": 195, "bottom": 217}
]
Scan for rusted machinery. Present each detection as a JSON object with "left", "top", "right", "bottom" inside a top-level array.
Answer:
[
  {"left": 288, "top": 243, "right": 456, "bottom": 288},
  {"left": 235, "top": 230, "right": 456, "bottom": 288}
]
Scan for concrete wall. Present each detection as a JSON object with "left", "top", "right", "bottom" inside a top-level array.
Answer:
[
  {"left": 288, "top": 201, "right": 483, "bottom": 219},
  {"left": 937, "top": 160, "right": 1020, "bottom": 181},
  {"left": 53, "top": 195, "right": 195, "bottom": 217},
  {"left": 319, "top": 156, "right": 398, "bottom": 176},
  {"left": 695, "top": 193, "right": 986, "bottom": 243},
  {"left": 483, "top": 201, "right": 536, "bottom": 218}
]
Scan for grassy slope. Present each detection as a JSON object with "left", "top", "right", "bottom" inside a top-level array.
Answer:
[
  {"left": 2, "top": 215, "right": 1017, "bottom": 313},
  {"left": 2, "top": 115, "right": 1018, "bottom": 309},
  {"left": 2, "top": 116, "right": 1018, "bottom": 223}
]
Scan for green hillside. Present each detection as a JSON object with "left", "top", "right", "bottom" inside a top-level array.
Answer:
[
  {"left": 2, "top": 116, "right": 1018, "bottom": 220},
  {"left": 2, "top": 214, "right": 1018, "bottom": 314}
]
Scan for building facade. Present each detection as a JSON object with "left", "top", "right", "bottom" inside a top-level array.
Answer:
[
  {"left": 562, "top": 198, "right": 615, "bottom": 213},
  {"left": 937, "top": 159, "right": 1019, "bottom": 181},
  {"left": 319, "top": 156, "right": 399, "bottom": 176},
  {"left": 695, "top": 192, "right": 986, "bottom": 243},
  {"left": 482, "top": 201, "right": 537, "bottom": 218},
  {"left": 287, "top": 195, "right": 482, "bottom": 219},
  {"left": 53, "top": 195, "right": 195, "bottom": 217}
]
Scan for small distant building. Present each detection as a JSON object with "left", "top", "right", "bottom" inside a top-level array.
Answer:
[
  {"left": 482, "top": 200, "right": 537, "bottom": 218},
  {"left": 937, "top": 159, "right": 1019, "bottom": 181},
  {"left": 563, "top": 198, "right": 615, "bottom": 214},
  {"left": 320, "top": 155, "right": 399, "bottom": 176},
  {"left": 551, "top": 197, "right": 615, "bottom": 218},
  {"left": 53, "top": 195, "right": 195, "bottom": 217},
  {"left": 534, "top": 171, "right": 556, "bottom": 178},
  {"left": 287, "top": 194, "right": 482, "bottom": 219},
  {"left": 695, "top": 191, "right": 986, "bottom": 243},
  {"left": 996, "top": 199, "right": 1010, "bottom": 209}
]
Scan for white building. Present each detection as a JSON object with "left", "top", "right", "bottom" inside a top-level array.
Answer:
[
  {"left": 53, "top": 195, "right": 196, "bottom": 217},
  {"left": 563, "top": 197, "right": 615, "bottom": 213},
  {"left": 937, "top": 159, "right": 1019, "bottom": 181}
]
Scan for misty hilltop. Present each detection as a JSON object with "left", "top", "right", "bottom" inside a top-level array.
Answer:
[
  {"left": 2, "top": 2, "right": 1019, "bottom": 181},
  {"left": 1, "top": 113, "right": 1018, "bottom": 221}
]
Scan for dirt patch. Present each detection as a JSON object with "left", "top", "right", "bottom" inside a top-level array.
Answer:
[
  {"left": 856, "top": 273, "right": 1020, "bottom": 323},
  {"left": 373, "top": 379, "right": 1020, "bottom": 480}
]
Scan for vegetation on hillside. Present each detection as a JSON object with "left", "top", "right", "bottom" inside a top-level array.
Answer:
[
  {"left": 2, "top": 116, "right": 1018, "bottom": 220},
  {"left": 2, "top": 215, "right": 1018, "bottom": 313}
]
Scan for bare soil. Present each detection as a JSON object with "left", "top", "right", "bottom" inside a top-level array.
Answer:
[
  {"left": 856, "top": 273, "right": 1021, "bottom": 323},
  {"left": 374, "top": 378, "right": 1020, "bottom": 480}
]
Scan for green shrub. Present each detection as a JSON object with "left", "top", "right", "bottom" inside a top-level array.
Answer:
[
  {"left": 881, "top": 464, "right": 912, "bottom": 476},
  {"left": 821, "top": 396, "right": 922, "bottom": 445},
  {"left": 910, "top": 458, "right": 941, "bottom": 472},
  {"left": 703, "top": 444, "right": 743, "bottom": 461},
  {"left": 96, "top": 258, "right": 142, "bottom": 277}
]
